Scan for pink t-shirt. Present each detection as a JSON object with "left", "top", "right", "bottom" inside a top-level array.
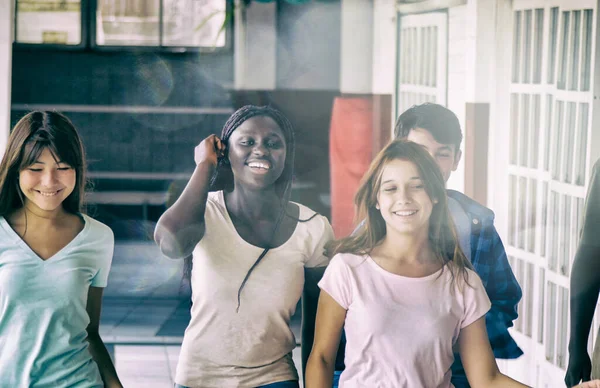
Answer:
[{"left": 319, "top": 253, "right": 491, "bottom": 388}]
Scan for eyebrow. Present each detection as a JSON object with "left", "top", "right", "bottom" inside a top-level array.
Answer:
[
  {"left": 32, "top": 160, "right": 66, "bottom": 165},
  {"left": 382, "top": 177, "right": 422, "bottom": 184}
]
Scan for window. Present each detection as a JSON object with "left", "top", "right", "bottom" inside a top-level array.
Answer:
[
  {"left": 15, "top": 0, "right": 83, "bottom": 45},
  {"left": 14, "top": 0, "right": 230, "bottom": 51},
  {"left": 96, "top": 0, "right": 227, "bottom": 48}
]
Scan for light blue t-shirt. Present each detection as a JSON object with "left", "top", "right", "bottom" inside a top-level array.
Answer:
[{"left": 0, "top": 214, "right": 114, "bottom": 387}]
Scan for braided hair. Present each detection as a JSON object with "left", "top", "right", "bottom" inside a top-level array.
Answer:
[{"left": 183, "top": 105, "right": 316, "bottom": 311}]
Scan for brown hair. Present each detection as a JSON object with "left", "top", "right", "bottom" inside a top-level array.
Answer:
[
  {"left": 326, "top": 139, "right": 472, "bottom": 285},
  {"left": 0, "top": 111, "right": 87, "bottom": 217}
]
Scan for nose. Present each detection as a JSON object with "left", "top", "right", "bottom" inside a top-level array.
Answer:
[
  {"left": 252, "top": 142, "right": 268, "bottom": 156},
  {"left": 395, "top": 188, "right": 412, "bottom": 204},
  {"left": 41, "top": 170, "right": 58, "bottom": 187}
]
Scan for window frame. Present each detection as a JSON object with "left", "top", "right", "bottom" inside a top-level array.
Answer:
[{"left": 12, "top": 0, "right": 233, "bottom": 53}]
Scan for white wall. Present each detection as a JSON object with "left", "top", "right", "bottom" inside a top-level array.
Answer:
[
  {"left": 0, "top": 0, "right": 13, "bottom": 158},
  {"left": 340, "top": 0, "right": 373, "bottom": 94},
  {"left": 234, "top": 0, "right": 277, "bottom": 90},
  {"left": 446, "top": 5, "right": 469, "bottom": 193},
  {"left": 371, "top": 0, "right": 397, "bottom": 96}
]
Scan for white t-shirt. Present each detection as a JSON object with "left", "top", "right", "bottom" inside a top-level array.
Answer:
[
  {"left": 0, "top": 214, "right": 114, "bottom": 387},
  {"left": 319, "top": 253, "right": 491, "bottom": 388},
  {"left": 175, "top": 191, "right": 334, "bottom": 388}
]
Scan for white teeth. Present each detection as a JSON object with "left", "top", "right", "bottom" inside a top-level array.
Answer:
[
  {"left": 248, "top": 162, "right": 270, "bottom": 169},
  {"left": 38, "top": 190, "right": 60, "bottom": 197},
  {"left": 394, "top": 210, "right": 417, "bottom": 216}
]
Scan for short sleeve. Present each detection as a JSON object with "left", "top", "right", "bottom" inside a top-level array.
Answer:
[
  {"left": 305, "top": 215, "right": 334, "bottom": 268},
  {"left": 460, "top": 270, "right": 492, "bottom": 329},
  {"left": 318, "top": 254, "right": 353, "bottom": 309},
  {"left": 91, "top": 226, "right": 115, "bottom": 288}
]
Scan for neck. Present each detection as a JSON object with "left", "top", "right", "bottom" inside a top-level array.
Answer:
[
  {"left": 225, "top": 185, "right": 284, "bottom": 221},
  {"left": 376, "top": 225, "right": 433, "bottom": 264},
  {"left": 20, "top": 203, "right": 68, "bottom": 223}
]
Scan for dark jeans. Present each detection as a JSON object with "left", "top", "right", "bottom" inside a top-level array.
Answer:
[
  {"left": 332, "top": 370, "right": 342, "bottom": 388},
  {"left": 175, "top": 381, "right": 299, "bottom": 388}
]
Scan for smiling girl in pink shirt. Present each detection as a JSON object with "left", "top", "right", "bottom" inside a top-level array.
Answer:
[{"left": 306, "top": 140, "right": 529, "bottom": 388}]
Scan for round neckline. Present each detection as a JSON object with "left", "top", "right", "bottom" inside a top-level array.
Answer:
[
  {"left": 217, "top": 190, "right": 300, "bottom": 251},
  {"left": 366, "top": 255, "right": 445, "bottom": 281},
  {"left": 0, "top": 213, "right": 90, "bottom": 263}
]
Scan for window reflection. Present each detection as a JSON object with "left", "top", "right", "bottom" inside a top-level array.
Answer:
[
  {"left": 16, "top": 0, "right": 82, "bottom": 45},
  {"left": 96, "top": 0, "right": 227, "bottom": 48}
]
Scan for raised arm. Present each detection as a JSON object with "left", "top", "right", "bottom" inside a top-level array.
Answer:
[
  {"left": 459, "top": 317, "right": 530, "bottom": 388},
  {"left": 154, "top": 135, "right": 225, "bottom": 259},
  {"left": 305, "top": 290, "right": 347, "bottom": 388},
  {"left": 566, "top": 161, "right": 600, "bottom": 387}
]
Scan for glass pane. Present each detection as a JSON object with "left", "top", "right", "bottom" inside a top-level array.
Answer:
[
  {"left": 544, "top": 95, "right": 553, "bottom": 171},
  {"left": 531, "top": 94, "right": 541, "bottom": 168},
  {"left": 541, "top": 181, "right": 548, "bottom": 257},
  {"left": 563, "top": 102, "right": 576, "bottom": 183},
  {"left": 513, "top": 11, "right": 522, "bottom": 83},
  {"left": 163, "top": 0, "right": 227, "bottom": 48},
  {"left": 538, "top": 268, "right": 545, "bottom": 343},
  {"left": 527, "top": 178, "right": 537, "bottom": 253},
  {"left": 97, "top": 0, "right": 160, "bottom": 46},
  {"left": 533, "top": 9, "right": 544, "bottom": 84},
  {"left": 520, "top": 94, "right": 530, "bottom": 167},
  {"left": 549, "top": 191, "right": 559, "bottom": 272},
  {"left": 576, "top": 103, "right": 590, "bottom": 185},
  {"left": 551, "top": 101, "right": 565, "bottom": 180},
  {"left": 557, "top": 286, "right": 569, "bottom": 368},
  {"left": 561, "top": 195, "right": 571, "bottom": 275},
  {"left": 510, "top": 94, "right": 519, "bottom": 165},
  {"left": 526, "top": 262, "right": 534, "bottom": 337},
  {"left": 516, "top": 259, "right": 525, "bottom": 332},
  {"left": 548, "top": 8, "right": 559, "bottom": 84},
  {"left": 545, "top": 282, "right": 557, "bottom": 362},
  {"left": 509, "top": 175, "right": 517, "bottom": 246},
  {"left": 581, "top": 10, "right": 593, "bottom": 91},
  {"left": 518, "top": 177, "right": 527, "bottom": 250},
  {"left": 522, "top": 10, "right": 533, "bottom": 83},
  {"left": 16, "top": 0, "right": 82, "bottom": 45},
  {"left": 432, "top": 27, "right": 438, "bottom": 87},
  {"left": 558, "top": 12, "right": 570, "bottom": 90},
  {"left": 569, "top": 11, "right": 581, "bottom": 91}
]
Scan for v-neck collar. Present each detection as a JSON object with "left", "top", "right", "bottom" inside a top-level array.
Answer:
[{"left": 0, "top": 213, "right": 90, "bottom": 263}]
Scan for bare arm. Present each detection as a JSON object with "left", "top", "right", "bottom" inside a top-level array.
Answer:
[
  {"left": 305, "top": 290, "right": 347, "bottom": 388},
  {"left": 459, "top": 317, "right": 529, "bottom": 388},
  {"left": 154, "top": 135, "right": 225, "bottom": 259},
  {"left": 566, "top": 160, "right": 600, "bottom": 386},
  {"left": 86, "top": 287, "right": 122, "bottom": 387},
  {"left": 302, "top": 266, "right": 326, "bottom": 376}
]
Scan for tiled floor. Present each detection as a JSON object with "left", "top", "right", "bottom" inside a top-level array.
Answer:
[{"left": 101, "top": 242, "right": 303, "bottom": 387}]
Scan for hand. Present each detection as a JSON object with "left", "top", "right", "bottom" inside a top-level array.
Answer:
[
  {"left": 572, "top": 379, "right": 600, "bottom": 388},
  {"left": 565, "top": 349, "right": 593, "bottom": 387},
  {"left": 194, "top": 134, "right": 226, "bottom": 166}
]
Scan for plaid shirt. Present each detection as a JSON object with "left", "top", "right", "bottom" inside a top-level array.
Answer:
[{"left": 448, "top": 190, "right": 523, "bottom": 387}]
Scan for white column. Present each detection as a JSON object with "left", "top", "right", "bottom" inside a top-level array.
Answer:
[
  {"left": 0, "top": 0, "right": 13, "bottom": 158},
  {"left": 234, "top": 0, "right": 277, "bottom": 90},
  {"left": 340, "top": 0, "right": 373, "bottom": 94}
]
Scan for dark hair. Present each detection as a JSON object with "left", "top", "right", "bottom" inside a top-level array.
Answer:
[
  {"left": 183, "top": 105, "right": 313, "bottom": 311},
  {"left": 326, "top": 140, "right": 472, "bottom": 287},
  {"left": 394, "top": 103, "right": 463, "bottom": 154},
  {"left": 0, "top": 111, "right": 87, "bottom": 217}
]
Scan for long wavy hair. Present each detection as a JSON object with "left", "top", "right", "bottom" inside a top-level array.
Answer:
[
  {"left": 326, "top": 140, "right": 472, "bottom": 286},
  {"left": 0, "top": 111, "right": 87, "bottom": 218}
]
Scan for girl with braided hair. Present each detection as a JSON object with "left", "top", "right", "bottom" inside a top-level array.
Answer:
[{"left": 155, "top": 105, "right": 333, "bottom": 388}]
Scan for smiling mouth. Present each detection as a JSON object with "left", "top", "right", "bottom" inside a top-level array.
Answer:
[
  {"left": 36, "top": 189, "right": 63, "bottom": 197},
  {"left": 247, "top": 161, "right": 271, "bottom": 171},
  {"left": 393, "top": 210, "right": 418, "bottom": 217}
]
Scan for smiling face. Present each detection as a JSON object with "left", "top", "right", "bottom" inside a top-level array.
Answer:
[
  {"left": 376, "top": 158, "right": 435, "bottom": 237},
  {"left": 227, "top": 115, "right": 287, "bottom": 191},
  {"left": 406, "top": 128, "right": 461, "bottom": 183},
  {"left": 18, "top": 147, "right": 76, "bottom": 215}
]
